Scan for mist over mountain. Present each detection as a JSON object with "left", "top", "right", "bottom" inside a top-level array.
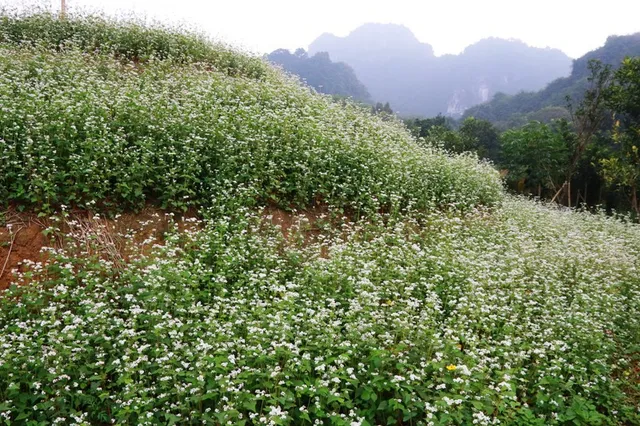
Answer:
[
  {"left": 266, "top": 48, "right": 371, "bottom": 102},
  {"left": 309, "top": 23, "right": 572, "bottom": 117},
  {"left": 463, "top": 32, "right": 640, "bottom": 128}
]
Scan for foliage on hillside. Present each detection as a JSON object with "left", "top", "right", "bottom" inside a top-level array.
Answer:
[
  {"left": 0, "top": 10, "right": 268, "bottom": 78},
  {"left": 0, "top": 43, "right": 501, "bottom": 215},
  {"left": 463, "top": 33, "right": 640, "bottom": 128},
  {"left": 0, "top": 12, "right": 639, "bottom": 426},
  {"left": 267, "top": 49, "right": 371, "bottom": 103},
  {"left": 1, "top": 199, "right": 639, "bottom": 425}
]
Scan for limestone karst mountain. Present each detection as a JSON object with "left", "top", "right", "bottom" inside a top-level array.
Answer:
[{"left": 309, "top": 23, "right": 572, "bottom": 117}]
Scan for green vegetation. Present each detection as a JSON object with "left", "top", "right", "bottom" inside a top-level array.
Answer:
[
  {"left": 601, "top": 57, "right": 640, "bottom": 214},
  {"left": 463, "top": 33, "right": 640, "bottom": 128},
  {"left": 2, "top": 199, "right": 639, "bottom": 425},
  {"left": 267, "top": 49, "right": 371, "bottom": 103},
  {"left": 0, "top": 14, "right": 501, "bottom": 215},
  {"left": 406, "top": 117, "right": 500, "bottom": 161},
  {"left": 0, "top": 10, "right": 268, "bottom": 78},
  {"left": 0, "top": 12, "right": 639, "bottom": 426},
  {"left": 412, "top": 58, "right": 640, "bottom": 214},
  {"left": 500, "top": 121, "right": 571, "bottom": 195}
]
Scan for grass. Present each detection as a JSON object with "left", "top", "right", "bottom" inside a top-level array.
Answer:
[{"left": 0, "top": 11, "right": 638, "bottom": 426}]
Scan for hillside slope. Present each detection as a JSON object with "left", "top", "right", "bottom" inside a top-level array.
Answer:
[
  {"left": 463, "top": 32, "right": 640, "bottom": 127},
  {"left": 0, "top": 12, "right": 639, "bottom": 426},
  {"left": 266, "top": 48, "right": 371, "bottom": 102},
  {"left": 0, "top": 14, "right": 501, "bottom": 215},
  {"left": 309, "top": 24, "right": 571, "bottom": 117}
]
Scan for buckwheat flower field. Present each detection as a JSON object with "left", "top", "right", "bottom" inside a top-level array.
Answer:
[{"left": 0, "top": 10, "right": 638, "bottom": 426}]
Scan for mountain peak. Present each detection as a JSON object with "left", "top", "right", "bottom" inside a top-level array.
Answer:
[
  {"left": 463, "top": 37, "right": 569, "bottom": 59},
  {"left": 309, "top": 23, "right": 434, "bottom": 57},
  {"left": 462, "top": 32, "right": 640, "bottom": 125},
  {"left": 349, "top": 23, "right": 419, "bottom": 42},
  {"left": 307, "top": 24, "right": 573, "bottom": 116}
]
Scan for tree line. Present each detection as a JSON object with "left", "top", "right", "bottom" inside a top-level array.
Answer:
[{"left": 403, "top": 57, "right": 640, "bottom": 215}]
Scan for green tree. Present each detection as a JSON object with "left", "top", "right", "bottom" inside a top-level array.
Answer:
[
  {"left": 459, "top": 117, "right": 501, "bottom": 161},
  {"left": 600, "top": 57, "right": 640, "bottom": 214},
  {"left": 500, "top": 121, "right": 570, "bottom": 196},
  {"left": 405, "top": 114, "right": 449, "bottom": 139},
  {"left": 526, "top": 106, "right": 571, "bottom": 124},
  {"left": 552, "top": 60, "right": 613, "bottom": 206},
  {"left": 371, "top": 102, "right": 394, "bottom": 118},
  {"left": 423, "top": 125, "right": 479, "bottom": 154}
]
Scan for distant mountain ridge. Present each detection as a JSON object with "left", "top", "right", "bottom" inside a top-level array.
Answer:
[
  {"left": 266, "top": 48, "right": 371, "bottom": 102},
  {"left": 462, "top": 32, "right": 640, "bottom": 127},
  {"left": 309, "top": 23, "right": 572, "bottom": 117}
]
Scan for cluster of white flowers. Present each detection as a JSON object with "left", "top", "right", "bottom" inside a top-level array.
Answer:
[
  {"left": 0, "top": 197, "right": 637, "bottom": 424},
  {"left": 0, "top": 10, "right": 638, "bottom": 426},
  {"left": 0, "top": 16, "right": 502, "bottom": 215}
]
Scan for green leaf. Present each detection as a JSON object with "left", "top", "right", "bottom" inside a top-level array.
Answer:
[{"left": 243, "top": 400, "right": 257, "bottom": 412}]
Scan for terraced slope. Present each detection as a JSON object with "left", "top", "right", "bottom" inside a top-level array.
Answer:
[{"left": 0, "top": 12, "right": 638, "bottom": 426}]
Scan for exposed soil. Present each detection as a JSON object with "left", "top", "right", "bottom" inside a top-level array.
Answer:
[
  {"left": 0, "top": 215, "right": 47, "bottom": 290},
  {"left": 1, "top": 205, "right": 330, "bottom": 290},
  {"left": 0, "top": 208, "right": 200, "bottom": 290},
  {"left": 262, "top": 204, "right": 334, "bottom": 258},
  {"left": 262, "top": 204, "right": 328, "bottom": 239}
]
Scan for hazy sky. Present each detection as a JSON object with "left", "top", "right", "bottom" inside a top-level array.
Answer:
[{"left": 12, "top": 0, "right": 640, "bottom": 58}]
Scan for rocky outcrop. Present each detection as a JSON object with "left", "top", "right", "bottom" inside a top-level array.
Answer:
[{"left": 309, "top": 24, "right": 572, "bottom": 117}]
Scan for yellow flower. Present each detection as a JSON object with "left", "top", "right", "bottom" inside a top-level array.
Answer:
[{"left": 446, "top": 364, "right": 457, "bottom": 371}]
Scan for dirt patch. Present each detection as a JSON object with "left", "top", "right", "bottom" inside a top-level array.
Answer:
[
  {"left": 0, "top": 216, "right": 47, "bottom": 290},
  {"left": 1, "top": 204, "right": 335, "bottom": 291},
  {"left": 262, "top": 204, "right": 331, "bottom": 237},
  {"left": 261, "top": 204, "right": 337, "bottom": 258},
  {"left": 64, "top": 209, "right": 170, "bottom": 265},
  {"left": 0, "top": 208, "right": 201, "bottom": 290}
]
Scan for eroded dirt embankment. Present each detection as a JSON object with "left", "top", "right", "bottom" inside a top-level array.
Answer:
[
  {"left": 0, "top": 209, "right": 180, "bottom": 290},
  {"left": 0, "top": 218, "right": 47, "bottom": 289},
  {"left": 1, "top": 205, "right": 332, "bottom": 290}
]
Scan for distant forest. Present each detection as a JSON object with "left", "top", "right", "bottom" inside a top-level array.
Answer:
[
  {"left": 464, "top": 33, "right": 640, "bottom": 129},
  {"left": 266, "top": 48, "right": 371, "bottom": 103},
  {"left": 405, "top": 54, "right": 640, "bottom": 215}
]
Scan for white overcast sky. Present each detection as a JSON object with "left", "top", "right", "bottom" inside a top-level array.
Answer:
[{"left": 7, "top": 0, "right": 640, "bottom": 58}]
